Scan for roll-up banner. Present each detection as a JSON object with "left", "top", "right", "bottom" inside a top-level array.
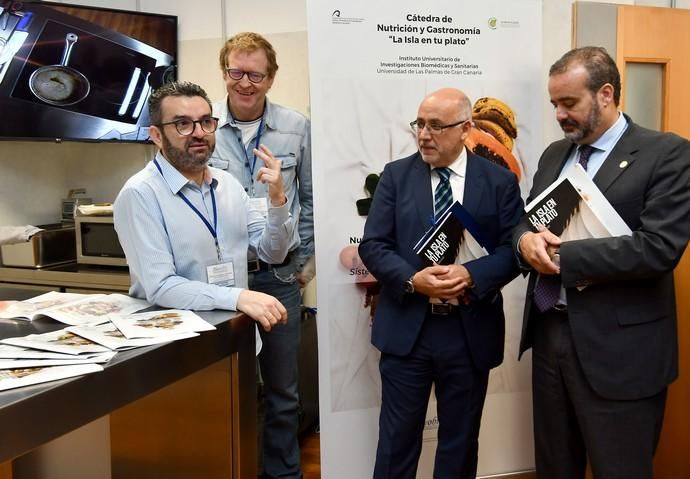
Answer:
[{"left": 307, "top": 1, "right": 543, "bottom": 476}]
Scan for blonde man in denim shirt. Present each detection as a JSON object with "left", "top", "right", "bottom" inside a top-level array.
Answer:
[{"left": 211, "top": 32, "right": 313, "bottom": 479}]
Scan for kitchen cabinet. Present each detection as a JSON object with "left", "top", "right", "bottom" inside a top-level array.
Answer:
[{"left": 0, "top": 265, "right": 130, "bottom": 294}]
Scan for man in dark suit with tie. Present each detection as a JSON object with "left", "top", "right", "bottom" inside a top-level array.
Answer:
[
  {"left": 359, "top": 88, "right": 523, "bottom": 478},
  {"left": 515, "top": 46, "right": 690, "bottom": 479}
]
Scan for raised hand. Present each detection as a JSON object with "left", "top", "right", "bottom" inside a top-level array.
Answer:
[{"left": 254, "top": 144, "right": 287, "bottom": 206}]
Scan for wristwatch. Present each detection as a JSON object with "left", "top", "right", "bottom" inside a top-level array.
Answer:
[{"left": 404, "top": 274, "right": 416, "bottom": 294}]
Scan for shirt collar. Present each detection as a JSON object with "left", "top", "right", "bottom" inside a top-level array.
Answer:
[
  {"left": 219, "top": 96, "right": 275, "bottom": 130},
  {"left": 153, "top": 152, "right": 216, "bottom": 194},
  {"left": 434, "top": 146, "right": 467, "bottom": 178},
  {"left": 590, "top": 111, "right": 628, "bottom": 152}
]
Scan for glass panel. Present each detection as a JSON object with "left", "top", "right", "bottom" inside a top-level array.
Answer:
[{"left": 625, "top": 62, "right": 664, "bottom": 131}]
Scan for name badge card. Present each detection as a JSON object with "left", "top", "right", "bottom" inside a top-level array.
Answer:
[{"left": 207, "top": 262, "right": 235, "bottom": 287}]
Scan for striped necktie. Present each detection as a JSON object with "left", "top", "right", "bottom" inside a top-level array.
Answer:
[{"left": 434, "top": 167, "right": 453, "bottom": 219}]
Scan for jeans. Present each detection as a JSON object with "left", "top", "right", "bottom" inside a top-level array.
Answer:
[{"left": 251, "top": 258, "right": 302, "bottom": 479}]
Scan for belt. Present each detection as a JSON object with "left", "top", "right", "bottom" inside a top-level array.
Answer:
[
  {"left": 247, "top": 252, "right": 292, "bottom": 273},
  {"left": 428, "top": 303, "right": 461, "bottom": 316}
]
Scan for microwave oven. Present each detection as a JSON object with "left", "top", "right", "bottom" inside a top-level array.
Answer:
[{"left": 74, "top": 215, "right": 127, "bottom": 267}]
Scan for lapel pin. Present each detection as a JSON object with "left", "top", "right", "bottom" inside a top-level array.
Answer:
[{"left": 619, "top": 161, "right": 628, "bottom": 169}]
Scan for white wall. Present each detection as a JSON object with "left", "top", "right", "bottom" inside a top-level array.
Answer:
[{"left": 0, "top": 0, "right": 684, "bottom": 225}]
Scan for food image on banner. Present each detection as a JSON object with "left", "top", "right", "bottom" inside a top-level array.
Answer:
[{"left": 308, "top": 1, "right": 542, "bottom": 477}]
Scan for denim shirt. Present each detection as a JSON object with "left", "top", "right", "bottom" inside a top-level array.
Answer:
[{"left": 211, "top": 97, "right": 313, "bottom": 271}]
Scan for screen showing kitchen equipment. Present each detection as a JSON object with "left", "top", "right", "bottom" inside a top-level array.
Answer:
[{"left": 0, "top": 0, "right": 177, "bottom": 142}]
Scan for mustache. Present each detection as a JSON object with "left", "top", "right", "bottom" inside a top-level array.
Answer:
[
  {"left": 559, "top": 118, "right": 579, "bottom": 128},
  {"left": 186, "top": 139, "right": 211, "bottom": 149}
]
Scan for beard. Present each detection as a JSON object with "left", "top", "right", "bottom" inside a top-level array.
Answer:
[
  {"left": 560, "top": 97, "right": 601, "bottom": 143},
  {"left": 160, "top": 132, "right": 214, "bottom": 174}
]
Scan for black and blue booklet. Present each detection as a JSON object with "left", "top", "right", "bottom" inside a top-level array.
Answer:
[
  {"left": 521, "top": 164, "right": 631, "bottom": 240},
  {"left": 413, "top": 201, "right": 495, "bottom": 266}
]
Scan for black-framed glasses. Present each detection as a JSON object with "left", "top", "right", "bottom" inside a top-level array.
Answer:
[
  {"left": 410, "top": 118, "right": 470, "bottom": 134},
  {"left": 157, "top": 117, "right": 219, "bottom": 136},
  {"left": 225, "top": 68, "right": 267, "bottom": 84}
]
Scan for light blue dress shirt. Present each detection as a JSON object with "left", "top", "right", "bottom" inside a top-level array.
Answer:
[
  {"left": 210, "top": 98, "right": 313, "bottom": 269},
  {"left": 113, "top": 152, "right": 294, "bottom": 311},
  {"left": 559, "top": 112, "right": 629, "bottom": 179}
]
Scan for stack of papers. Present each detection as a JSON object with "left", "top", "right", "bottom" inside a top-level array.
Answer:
[
  {"left": 0, "top": 293, "right": 216, "bottom": 391},
  {"left": 0, "top": 291, "right": 150, "bottom": 326},
  {"left": 0, "top": 343, "right": 115, "bottom": 392}
]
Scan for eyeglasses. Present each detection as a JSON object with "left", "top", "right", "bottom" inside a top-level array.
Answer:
[
  {"left": 410, "top": 118, "right": 470, "bottom": 134},
  {"left": 157, "top": 117, "right": 219, "bottom": 136},
  {"left": 225, "top": 68, "right": 267, "bottom": 84}
]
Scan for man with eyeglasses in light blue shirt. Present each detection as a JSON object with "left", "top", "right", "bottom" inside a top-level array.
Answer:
[
  {"left": 114, "top": 81, "right": 294, "bottom": 332},
  {"left": 211, "top": 32, "right": 313, "bottom": 479}
]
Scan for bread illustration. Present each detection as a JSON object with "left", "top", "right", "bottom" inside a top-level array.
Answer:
[
  {"left": 466, "top": 126, "right": 521, "bottom": 180},
  {"left": 472, "top": 97, "right": 518, "bottom": 145},
  {"left": 472, "top": 118, "right": 515, "bottom": 152},
  {"left": 468, "top": 97, "right": 521, "bottom": 180}
]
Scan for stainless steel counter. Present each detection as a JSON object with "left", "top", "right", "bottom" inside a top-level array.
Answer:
[{"left": 0, "top": 298, "right": 256, "bottom": 478}]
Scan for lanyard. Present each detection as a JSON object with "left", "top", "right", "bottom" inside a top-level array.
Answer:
[
  {"left": 154, "top": 159, "right": 222, "bottom": 261},
  {"left": 234, "top": 115, "right": 264, "bottom": 196}
]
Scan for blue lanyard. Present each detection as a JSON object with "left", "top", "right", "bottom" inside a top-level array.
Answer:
[
  {"left": 234, "top": 115, "right": 264, "bottom": 193},
  {"left": 154, "top": 159, "right": 221, "bottom": 261}
]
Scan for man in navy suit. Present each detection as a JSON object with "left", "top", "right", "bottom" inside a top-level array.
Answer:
[{"left": 359, "top": 88, "right": 524, "bottom": 478}]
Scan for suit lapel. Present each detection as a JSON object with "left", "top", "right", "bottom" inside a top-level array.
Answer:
[
  {"left": 462, "top": 152, "right": 483, "bottom": 217},
  {"left": 592, "top": 121, "right": 639, "bottom": 192},
  {"left": 538, "top": 141, "right": 574, "bottom": 193},
  {"left": 412, "top": 154, "right": 434, "bottom": 230}
]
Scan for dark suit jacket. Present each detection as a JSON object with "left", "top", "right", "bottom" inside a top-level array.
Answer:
[
  {"left": 359, "top": 150, "right": 523, "bottom": 371},
  {"left": 515, "top": 115, "right": 690, "bottom": 400}
]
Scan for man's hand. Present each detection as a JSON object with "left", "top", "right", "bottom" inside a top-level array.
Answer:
[
  {"left": 297, "top": 270, "right": 315, "bottom": 288},
  {"left": 237, "top": 290, "right": 288, "bottom": 332},
  {"left": 412, "top": 264, "right": 473, "bottom": 300},
  {"left": 518, "top": 227, "right": 561, "bottom": 274},
  {"left": 254, "top": 144, "right": 287, "bottom": 206},
  {"left": 297, "top": 256, "right": 316, "bottom": 288}
]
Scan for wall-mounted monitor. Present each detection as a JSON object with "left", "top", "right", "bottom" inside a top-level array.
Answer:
[{"left": 0, "top": 0, "right": 177, "bottom": 143}]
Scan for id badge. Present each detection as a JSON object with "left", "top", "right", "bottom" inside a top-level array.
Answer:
[
  {"left": 248, "top": 196, "right": 269, "bottom": 218},
  {"left": 207, "top": 262, "right": 235, "bottom": 287}
]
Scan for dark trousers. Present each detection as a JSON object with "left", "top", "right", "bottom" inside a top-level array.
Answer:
[
  {"left": 532, "top": 310, "right": 667, "bottom": 479},
  {"left": 374, "top": 311, "right": 489, "bottom": 479}
]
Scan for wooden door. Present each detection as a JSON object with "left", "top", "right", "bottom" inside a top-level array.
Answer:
[{"left": 616, "top": 6, "right": 690, "bottom": 477}]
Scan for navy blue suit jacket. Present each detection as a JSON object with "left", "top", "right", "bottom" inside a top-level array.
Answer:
[{"left": 359, "top": 151, "right": 524, "bottom": 370}]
